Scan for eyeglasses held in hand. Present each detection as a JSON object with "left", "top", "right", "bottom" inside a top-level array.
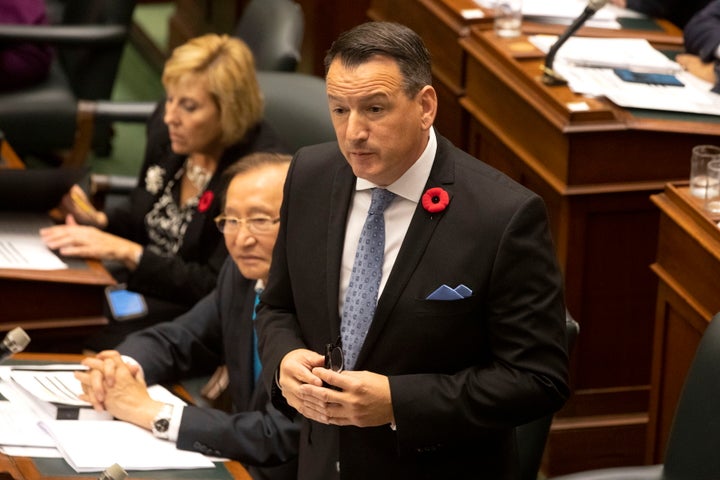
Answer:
[
  {"left": 324, "top": 337, "right": 344, "bottom": 373},
  {"left": 214, "top": 215, "right": 280, "bottom": 235}
]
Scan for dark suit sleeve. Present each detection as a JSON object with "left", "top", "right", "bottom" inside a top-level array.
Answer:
[
  {"left": 118, "top": 259, "right": 300, "bottom": 467},
  {"left": 256, "top": 155, "right": 311, "bottom": 415},
  {"left": 685, "top": 0, "right": 720, "bottom": 61},
  {"left": 116, "top": 273, "right": 226, "bottom": 384},
  {"left": 177, "top": 402, "right": 300, "bottom": 467},
  {"left": 389, "top": 193, "right": 569, "bottom": 451},
  {"left": 127, "top": 239, "right": 227, "bottom": 306}
]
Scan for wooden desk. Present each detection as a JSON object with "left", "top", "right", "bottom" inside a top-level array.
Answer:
[
  {"left": 0, "top": 353, "right": 253, "bottom": 480},
  {"left": 459, "top": 28, "right": 720, "bottom": 475},
  {"left": 0, "top": 142, "right": 114, "bottom": 352},
  {"left": 367, "top": 0, "right": 683, "bottom": 152},
  {"left": 0, "top": 259, "right": 114, "bottom": 351},
  {"left": 647, "top": 184, "right": 720, "bottom": 464}
]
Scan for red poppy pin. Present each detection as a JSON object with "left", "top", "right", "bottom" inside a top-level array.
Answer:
[
  {"left": 198, "top": 191, "right": 214, "bottom": 213},
  {"left": 421, "top": 187, "right": 450, "bottom": 213}
]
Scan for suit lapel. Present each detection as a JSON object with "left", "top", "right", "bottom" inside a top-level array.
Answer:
[
  {"left": 355, "top": 137, "right": 456, "bottom": 369},
  {"left": 326, "top": 158, "right": 355, "bottom": 341}
]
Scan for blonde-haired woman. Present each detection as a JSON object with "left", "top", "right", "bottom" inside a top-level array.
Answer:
[{"left": 42, "top": 34, "right": 287, "bottom": 349}]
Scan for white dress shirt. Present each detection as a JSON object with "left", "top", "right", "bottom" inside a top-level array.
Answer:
[{"left": 338, "top": 128, "right": 438, "bottom": 316}]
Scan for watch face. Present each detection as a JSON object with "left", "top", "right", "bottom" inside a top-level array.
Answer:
[{"left": 154, "top": 418, "right": 170, "bottom": 432}]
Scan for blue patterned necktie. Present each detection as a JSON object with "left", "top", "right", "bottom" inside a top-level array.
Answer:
[
  {"left": 252, "top": 290, "right": 262, "bottom": 384},
  {"left": 341, "top": 188, "right": 396, "bottom": 370}
]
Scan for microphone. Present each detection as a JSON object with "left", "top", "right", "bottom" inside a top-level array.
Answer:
[
  {"left": 98, "top": 463, "right": 127, "bottom": 480},
  {"left": 0, "top": 327, "right": 30, "bottom": 363},
  {"left": 541, "top": 0, "right": 610, "bottom": 86}
]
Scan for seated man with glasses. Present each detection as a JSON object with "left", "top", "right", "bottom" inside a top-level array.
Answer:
[{"left": 75, "top": 152, "right": 299, "bottom": 480}]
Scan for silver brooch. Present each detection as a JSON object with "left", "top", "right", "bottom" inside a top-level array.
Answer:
[{"left": 145, "top": 166, "right": 165, "bottom": 195}]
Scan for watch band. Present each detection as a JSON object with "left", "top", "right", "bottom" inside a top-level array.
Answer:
[{"left": 151, "top": 403, "right": 174, "bottom": 439}]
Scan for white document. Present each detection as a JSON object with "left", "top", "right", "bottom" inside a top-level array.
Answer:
[
  {"left": 548, "top": 61, "right": 720, "bottom": 116},
  {"left": 530, "top": 35, "right": 682, "bottom": 73},
  {"left": 9, "top": 368, "right": 112, "bottom": 421},
  {"left": 476, "top": 0, "right": 620, "bottom": 27},
  {"left": 0, "top": 213, "right": 67, "bottom": 270},
  {"left": 0, "top": 445, "right": 61, "bottom": 458},
  {"left": 521, "top": 0, "right": 618, "bottom": 22},
  {"left": 0, "top": 382, "right": 55, "bottom": 447},
  {"left": 38, "top": 420, "right": 216, "bottom": 472}
]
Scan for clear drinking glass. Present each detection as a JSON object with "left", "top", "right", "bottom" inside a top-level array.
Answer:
[
  {"left": 690, "top": 145, "right": 720, "bottom": 198},
  {"left": 704, "top": 159, "right": 720, "bottom": 219},
  {"left": 494, "top": 0, "right": 523, "bottom": 38}
]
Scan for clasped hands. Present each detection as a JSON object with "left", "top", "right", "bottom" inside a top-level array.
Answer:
[
  {"left": 74, "top": 351, "right": 164, "bottom": 430},
  {"left": 278, "top": 348, "right": 395, "bottom": 428}
]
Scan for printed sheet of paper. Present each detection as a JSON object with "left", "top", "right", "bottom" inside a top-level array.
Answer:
[{"left": 0, "top": 213, "right": 67, "bottom": 270}]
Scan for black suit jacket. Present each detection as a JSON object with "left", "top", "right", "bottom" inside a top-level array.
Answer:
[
  {"left": 117, "top": 257, "right": 299, "bottom": 480},
  {"left": 257, "top": 135, "right": 569, "bottom": 479},
  {"left": 627, "top": 0, "right": 711, "bottom": 28}
]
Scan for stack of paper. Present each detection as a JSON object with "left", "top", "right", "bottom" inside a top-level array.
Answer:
[
  {"left": 10, "top": 369, "right": 112, "bottom": 421},
  {"left": 1, "top": 365, "right": 215, "bottom": 473},
  {"left": 530, "top": 35, "right": 682, "bottom": 73},
  {"left": 529, "top": 35, "right": 720, "bottom": 116},
  {"left": 38, "top": 420, "right": 215, "bottom": 472}
]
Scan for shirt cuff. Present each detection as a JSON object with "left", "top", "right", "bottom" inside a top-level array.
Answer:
[{"left": 167, "top": 404, "right": 184, "bottom": 442}]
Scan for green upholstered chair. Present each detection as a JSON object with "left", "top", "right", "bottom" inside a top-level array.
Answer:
[
  {"left": 0, "top": 0, "right": 136, "bottom": 162},
  {"left": 547, "top": 311, "right": 720, "bottom": 480},
  {"left": 515, "top": 311, "right": 580, "bottom": 480},
  {"left": 234, "top": 0, "right": 304, "bottom": 72}
]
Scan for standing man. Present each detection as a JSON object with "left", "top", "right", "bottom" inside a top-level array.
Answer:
[
  {"left": 77, "top": 153, "right": 299, "bottom": 480},
  {"left": 256, "top": 21, "right": 569, "bottom": 479}
]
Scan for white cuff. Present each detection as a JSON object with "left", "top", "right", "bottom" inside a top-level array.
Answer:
[{"left": 167, "top": 404, "right": 184, "bottom": 442}]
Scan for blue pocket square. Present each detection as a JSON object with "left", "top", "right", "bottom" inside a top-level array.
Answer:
[{"left": 426, "top": 284, "right": 473, "bottom": 300}]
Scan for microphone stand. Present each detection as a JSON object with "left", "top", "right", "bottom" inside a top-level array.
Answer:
[{"left": 541, "top": 0, "right": 608, "bottom": 86}]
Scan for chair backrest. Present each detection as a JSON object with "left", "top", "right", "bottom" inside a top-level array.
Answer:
[
  {"left": 52, "top": 0, "right": 137, "bottom": 99},
  {"left": 256, "top": 71, "right": 335, "bottom": 153},
  {"left": 662, "top": 312, "right": 720, "bottom": 479},
  {"left": 515, "top": 311, "right": 579, "bottom": 480},
  {"left": 234, "top": 0, "right": 304, "bottom": 72}
]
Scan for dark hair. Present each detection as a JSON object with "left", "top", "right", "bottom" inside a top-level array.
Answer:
[
  {"left": 219, "top": 152, "right": 292, "bottom": 207},
  {"left": 323, "top": 21, "right": 432, "bottom": 97}
]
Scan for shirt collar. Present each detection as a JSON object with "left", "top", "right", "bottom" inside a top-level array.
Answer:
[
  {"left": 255, "top": 280, "right": 265, "bottom": 294},
  {"left": 355, "top": 127, "right": 437, "bottom": 203}
]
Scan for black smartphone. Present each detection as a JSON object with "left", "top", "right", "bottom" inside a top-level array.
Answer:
[
  {"left": 613, "top": 68, "right": 684, "bottom": 87},
  {"left": 105, "top": 284, "right": 148, "bottom": 321}
]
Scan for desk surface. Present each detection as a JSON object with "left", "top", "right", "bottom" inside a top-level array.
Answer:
[
  {"left": 1, "top": 353, "right": 253, "bottom": 480},
  {"left": 0, "top": 141, "right": 114, "bottom": 347}
]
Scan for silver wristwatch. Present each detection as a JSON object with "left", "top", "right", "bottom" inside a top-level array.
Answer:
[{"left": 151, "top": 403, "right": 174, "bottom": 439}]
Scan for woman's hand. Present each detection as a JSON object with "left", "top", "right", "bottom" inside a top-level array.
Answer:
[
  {"left": 40, "top": 215, "right": 143, "bottom": 269},
  {"left": 56, "top": 185, "right": 108, "bottom": 228}
]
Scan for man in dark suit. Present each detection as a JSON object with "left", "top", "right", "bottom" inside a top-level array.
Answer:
[
  {"left": 76, "top": 153, "right": 299, "bottom": 480},
  {"left": 256, "top": 21, "right": 570, "bottom": 480},
  {"left": 679, "top": 0, "right": 720, "bottom": 92},
  {"left": 610, "top": 0, "right": 711, "bottom": 28}
]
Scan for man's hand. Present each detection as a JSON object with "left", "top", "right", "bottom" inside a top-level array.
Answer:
[
  {"left": 76, "top": 352, "right": 160, "bottom": 430},
  {"left": 75, "top": 350, "right": 142, "bottom": 410},
  {"left": 299, "top": 368, "right": 395, "bottom": 428},
  {"left": 278, "top": 349, "right": 324, "bottom": 412},
  {"left": 677, "top": 53, "right": 717, "bottom": 85}
]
